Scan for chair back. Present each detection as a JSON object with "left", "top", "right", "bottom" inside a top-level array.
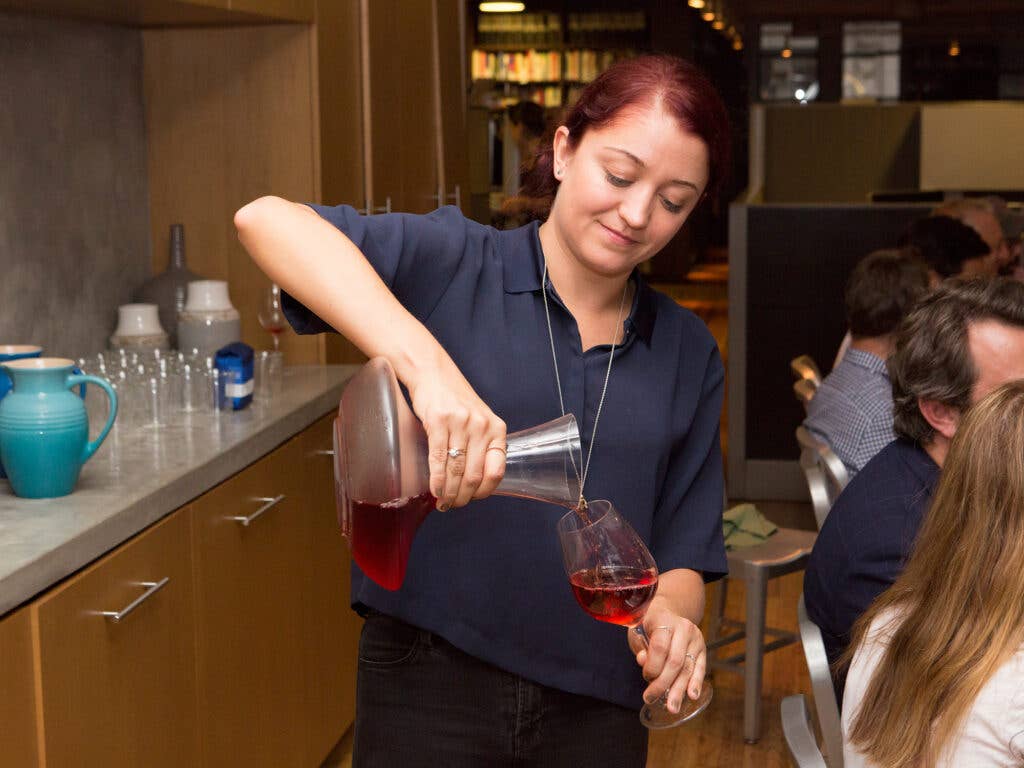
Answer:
[
  {"left": 781, "top": 695, "right": 829, "bottom": 768},
  {"left": 796, "top": 426, "right": 850, "bottom": 530},
  {"left": 793, "top": 378, "right": 817, "bottom": 412},
  {"left": 790, "top": 354, "right": 823, "bottom": 387},
  {"left": 798, "top": 594, "right": 844, "bottom": 768}
]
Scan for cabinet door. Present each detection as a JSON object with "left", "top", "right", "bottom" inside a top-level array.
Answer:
[
  {"left": 300, "top": 414, "right": 363, "bottom": 762},
  {"left": 434, "top": 0, "right": 470, "bottom": 215},
  {"left": 0, "top": 606, "right": 40, "bottom": 767},
  {"left": 363, "top": 0, "right": 440, "bottom": 214},
  {"left": 230, "top": 0, "right": 314, "bottom": 21},
  {"left": 191, "top": 436, "right": 311, "bottom": 768},
  {"left": 35, "top": 511, "right": 199, "bottom": 768}
]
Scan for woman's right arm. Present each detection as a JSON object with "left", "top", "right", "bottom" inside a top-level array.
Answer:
[{"left": 233, "top": 196, "right": 506, "bottom": 508}]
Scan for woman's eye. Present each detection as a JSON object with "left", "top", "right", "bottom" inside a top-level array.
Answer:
[
  {"left": 661, "top": 198, "right": 683, "bottom": 214},
  {"left": 605, "top": 172, "right": 631, "bottom": 188}
]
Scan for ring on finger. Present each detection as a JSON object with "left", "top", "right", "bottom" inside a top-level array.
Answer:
[
  {"left": 684, "top": 652, "right": 698, "bottom": 665},
  {"left": 652, "top": 625, "right": 673, "bottom": 634},
  {"left": 447, "top": 447, "right": 467, "bottom": 459},
  {"left": 486, "top": 445, "right": 507, "bottom": 454}
]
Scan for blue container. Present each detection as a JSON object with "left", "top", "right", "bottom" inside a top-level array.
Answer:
[
  {"left": 215, "top": 342, "right": 254, "bottom": 411},
  {"left": 0, "top": 358, "right": 117, "bottom": 498}
]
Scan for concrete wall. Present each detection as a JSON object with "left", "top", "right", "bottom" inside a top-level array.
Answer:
[{"left": 0, "top": 12, "right": 151, "bottom": 357}]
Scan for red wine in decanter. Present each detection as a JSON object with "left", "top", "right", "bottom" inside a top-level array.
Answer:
[{"left": 349, "top": 492, "right": 436, "bottom": 590}]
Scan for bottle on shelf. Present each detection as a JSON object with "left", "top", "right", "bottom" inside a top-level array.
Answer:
[{"left": 133, "top": 224, "right": 205, "bottom": 349}]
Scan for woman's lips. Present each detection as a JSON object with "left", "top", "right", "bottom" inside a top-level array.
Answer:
[{"left": 600, "top": 223, "right": 638, "bottom": 245}]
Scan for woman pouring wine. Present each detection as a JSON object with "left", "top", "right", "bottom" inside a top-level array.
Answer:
[{"left": 234, "top": 54, "right": 730, "bottom": 767}]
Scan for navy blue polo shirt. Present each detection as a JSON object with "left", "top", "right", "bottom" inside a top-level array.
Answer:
[
  {"left": 283, "top": 205, "right": 727, "bottom": 709},
  {"left": 803, "top": 437, "right": 939, "bottom": 702}
]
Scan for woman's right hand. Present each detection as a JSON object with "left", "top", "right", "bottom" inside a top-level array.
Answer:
[{"left": 406, "top": 363, "right": 507, "bottom": 511}]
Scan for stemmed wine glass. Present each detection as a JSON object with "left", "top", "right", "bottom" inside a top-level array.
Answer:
[
  {"left": 257, "top": 283, "right": 287, "bottom": 351},
  {"left": 557, "top": 500, "right": 713, "bottom": 728}
]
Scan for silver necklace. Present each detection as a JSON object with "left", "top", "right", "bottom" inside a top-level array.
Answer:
[{"left": 541, "top": 261, "right": 629, "bottom": 510}]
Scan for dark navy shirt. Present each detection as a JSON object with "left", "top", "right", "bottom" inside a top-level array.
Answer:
[
  {"left": 283, "top": 205, "right": 727, "bottom": 709},
  {"left": 803, "top": 437, "right": 939, "bottom": 700}
]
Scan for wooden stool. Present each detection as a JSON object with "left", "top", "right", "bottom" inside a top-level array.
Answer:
[{"left": 707, "top": 527, "right": 817, "bottom": 743}]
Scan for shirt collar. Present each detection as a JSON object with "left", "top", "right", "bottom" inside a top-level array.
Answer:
[
  {"left": 500, "top": 222, "right": 657, "bottom": 345},
  {"left": 844, "top": 347, "right": 889, "bottom": 376}
]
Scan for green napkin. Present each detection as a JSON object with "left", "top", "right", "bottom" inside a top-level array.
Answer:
[{"left": 722, "top": 503, "right": 778, "bottom": 550}]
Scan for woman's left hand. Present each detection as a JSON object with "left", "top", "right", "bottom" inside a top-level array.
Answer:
[{"left": 627, "top": 601, "right": 707, "bottom": 714}]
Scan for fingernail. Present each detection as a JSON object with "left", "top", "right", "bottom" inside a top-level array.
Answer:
[
  {"left": 644, "top": 694, "right": 654, "bottom": 705},
  {"left": 438, "top": 503, "right": 449, "bottom": 512},
  {"left": 668, "top": 699, "right": 679, "bottom": 714}
]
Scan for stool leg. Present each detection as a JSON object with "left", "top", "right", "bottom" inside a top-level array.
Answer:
[
  {"left": 709, "top": 577, "right": 728, "bottom": 644},
  {"left": 743, "top": 569, "right": 768, "bottom": 744}
]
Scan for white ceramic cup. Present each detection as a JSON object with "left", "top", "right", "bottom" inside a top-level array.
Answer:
[
  {"left": 185, "top": 280, "right": 234, "bottom": 312},
  {"left": 114, "top": 304, "right": 166, "bottom": 337}
]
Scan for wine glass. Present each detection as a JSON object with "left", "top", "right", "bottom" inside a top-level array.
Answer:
[
  {"left": 557, "top": 500, "right": 713, "bottom": 728},
  {"left": 257, "top": 283, "right": 287, "bottom": 351}
]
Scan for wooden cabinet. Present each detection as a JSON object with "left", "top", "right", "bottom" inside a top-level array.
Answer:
[
  {"left": 191, "top": 434, "right": 311, "bottom": 768},
  {"left": 34, "top": 510, "right": 200, "bottom": 768},
  {"left": 300, "top": 414, "right": 363, "bottom": 764},
  {"left": 0, "top": 415, "right": 361, "bottom": 768},
  {"left": 0, "top": 606, "right": 40, "bottom": 767}
]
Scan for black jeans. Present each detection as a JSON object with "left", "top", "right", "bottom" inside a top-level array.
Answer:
[{"left": 353, "top": 612, "right": 648, "bottom": 768}]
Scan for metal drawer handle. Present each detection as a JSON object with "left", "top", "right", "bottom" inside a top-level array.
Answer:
[
  {"left": 101, "top": 577, "right": 170, "bottom": 623},
  {"left": 311, "top": 449, "right": 335, "bottom": 457},
  {"left": 228, "top": 494, "right": 286, "bottom": 527}
]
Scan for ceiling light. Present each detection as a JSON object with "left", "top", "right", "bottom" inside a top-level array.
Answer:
[
  {"left": 688, "top": 0, "right": 706, "bottom": 7},
  {"left": 781, "top": 36, "right": 793, "bottom": 58},
  {"left": 712, "top": 17, "right": 725, "bottom": 30},
  {"left": 702, "top": 9, "right": 715, "bottom": 21},
  {"left": 732, "top": 37, "right": 743, "bottom": 50},
  {"left": 479, "top": 2, "right": 525, "bottom": 12},
  {"left": 948, "top": 39, "right": 960, "bottom": 57}
]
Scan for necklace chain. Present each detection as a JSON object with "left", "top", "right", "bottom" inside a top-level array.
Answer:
[{"left": 541, "top": 262, "right": 629, "bottom": 509}]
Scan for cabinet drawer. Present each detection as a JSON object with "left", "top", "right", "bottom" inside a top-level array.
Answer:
[
  {"left": 35, "top": 510, "right": 198, "bottom": 768},
  {"left": 192, "top": 432, "right": 310, "bottom": 768},
  {"left": 0, "top": 606, "right": 40, "bottom": 767},
  {"left": 301, "top": 413, "right": 362, "bottom": 762}
]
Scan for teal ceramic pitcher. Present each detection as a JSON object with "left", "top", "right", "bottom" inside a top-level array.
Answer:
[{"left": 0, "top": 358, "right": 117, "bottom": 499}]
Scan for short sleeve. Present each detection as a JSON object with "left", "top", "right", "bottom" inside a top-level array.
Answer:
[
  {"left": 281, "top": 204, "right": 476, "bottom": 334},
  {"left": 649, "top": 337, "right": 727, "bottom": 582}
]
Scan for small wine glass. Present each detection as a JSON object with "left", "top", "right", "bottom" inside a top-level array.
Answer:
[
  {"left": 557, "top": 500, "right": 713, "bottom": 728},
  {"left": 257, "top": 283, "right": 287, "bottom": 351}
]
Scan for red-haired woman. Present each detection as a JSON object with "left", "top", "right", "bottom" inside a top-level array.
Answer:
[{"left": 235, "top": 55, "right": 731, "bottom": 767}]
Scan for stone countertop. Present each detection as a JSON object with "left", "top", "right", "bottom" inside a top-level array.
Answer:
[{"left": 0, "top": 364, "right": 357, "bottom": 617}]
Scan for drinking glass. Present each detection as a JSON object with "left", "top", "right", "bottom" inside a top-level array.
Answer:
[
  {"left": 556, "top": 500, "right": 713, "bottom": 728},
  {"left": 257, "top": 283, "right": 287, "bottom": 352}
]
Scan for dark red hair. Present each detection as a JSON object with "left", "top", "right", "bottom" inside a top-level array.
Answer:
[{"left": 515, "top": 54, "right": 731, "bottom": 220}]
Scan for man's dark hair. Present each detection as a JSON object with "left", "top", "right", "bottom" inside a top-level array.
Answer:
[
  {"left": 899, "top": 215, "right": 989, "bottom": 278},
  {"left": 889, "top": 278, "right": 1024, "bottom": 443},
  {"left": 845, "top": 249, "right": 931, "bottom": 338},
  {"left": 507, "top": 100, "right": 546, "bottom": 139}
]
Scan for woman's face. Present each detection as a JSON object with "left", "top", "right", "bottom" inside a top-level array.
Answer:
[{"left": 547, "top": 104, "right": 710, "bottom": 278}]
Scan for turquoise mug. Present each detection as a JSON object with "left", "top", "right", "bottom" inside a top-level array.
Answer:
[{"left": 0, "top": 358, "right": 118, "bottom": 498}]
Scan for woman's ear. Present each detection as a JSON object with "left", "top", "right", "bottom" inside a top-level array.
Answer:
[
  {"left": 918, "top": 397, "right": 961, "bottom": 441},
  {"left": 551, "top": 126, "right": 571, "bottom": 179}
]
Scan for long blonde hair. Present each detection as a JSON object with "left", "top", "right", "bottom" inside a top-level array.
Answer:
[{"left": 845, "top": 379, "right": 1024, "bottom": 767}]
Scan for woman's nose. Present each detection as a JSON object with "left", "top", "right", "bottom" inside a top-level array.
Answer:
[{"left": 618, "top": 189, "right": 652, "bottom": 231}]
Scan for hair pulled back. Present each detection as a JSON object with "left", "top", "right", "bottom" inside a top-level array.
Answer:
[{"left": 517, "top": 54, "right": 731, "bottom": 221}]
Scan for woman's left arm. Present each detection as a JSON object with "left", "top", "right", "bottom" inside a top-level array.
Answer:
[{"left": 627, "top": 568, "right": 707, "bottom": 713}]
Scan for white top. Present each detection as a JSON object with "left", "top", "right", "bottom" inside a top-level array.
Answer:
[{"left": 843, "top": 608, "right": 1024, "bottom": 767}]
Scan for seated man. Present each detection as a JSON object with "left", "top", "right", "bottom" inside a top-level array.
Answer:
[
  {"left": 803, "top": 278, "right": 1024, "bottom": 702},
  {"left": 804, "top": 249, "right": 930, "bottom": 477}
]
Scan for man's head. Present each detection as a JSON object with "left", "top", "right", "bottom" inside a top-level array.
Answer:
[
  {"left": 932, "top": 198, "right": 1012, "bottom": 276},
  {"left": 845, "top": 249, "right": 931, "bottom": 341},
  {"left": 900, "top": 215, "right": 990, "bottom": 279},
  {"left": 889, "top": 279, "right": 1024, "bottom": 463}
]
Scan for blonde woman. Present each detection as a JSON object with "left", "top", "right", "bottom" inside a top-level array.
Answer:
[{"left": 842, "top": 379, "right": 1024, "bottom": 767}]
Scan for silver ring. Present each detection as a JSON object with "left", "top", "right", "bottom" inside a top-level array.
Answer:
[
  {"left": 486, "top": 445, "right": 507, "bottom": 454},
  {"left": 685, "top": 652, "right": 697, "bottom": 665},
  {"left": 447, "top": 447, "right": 466, "bottom": 459},
  {"left": 653, "top": 625, "right": 673, "bottom": 634}
]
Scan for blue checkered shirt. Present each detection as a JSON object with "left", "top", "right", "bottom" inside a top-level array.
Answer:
[{"left": 803, "top": 348, "right": 894, "bottom": 478}]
